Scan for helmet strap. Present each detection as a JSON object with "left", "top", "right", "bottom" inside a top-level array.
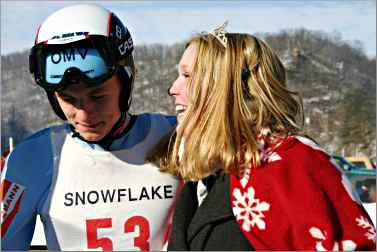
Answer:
[{"left": 71, "top": 112, "right": 137, "bottom": 150}]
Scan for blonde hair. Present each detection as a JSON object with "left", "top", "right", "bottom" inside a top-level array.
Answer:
[{"left": 163, "top": 33, "right": 304, "bottom": 181}]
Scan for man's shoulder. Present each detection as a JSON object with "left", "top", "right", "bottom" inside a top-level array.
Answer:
[
  {"left": 3, "top": 124, "right": 67, "bottom": 183},
  {"left": 21, "top": 123, "right": 67, "bottom": 145},
  {"left": 139, "top": 112, "right": 177, "bottom": 127},
  {"left": 132, "top": 113, "right": 176, "bottom": 149},
  {"left": 9, "top": 123, "right": 67, "bottom": 158}
]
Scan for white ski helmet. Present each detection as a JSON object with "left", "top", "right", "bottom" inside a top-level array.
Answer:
[{"left": 29, "top": 4, "right": 135, "bottom": 120}]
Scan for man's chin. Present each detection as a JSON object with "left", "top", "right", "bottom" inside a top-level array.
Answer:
[{"left": 79, "top": 132, "right": 104, "bottom": 142}]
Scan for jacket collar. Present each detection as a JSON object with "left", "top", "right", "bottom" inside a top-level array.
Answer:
[{"left": 187, "top": 174, "right": 234, "bottom": 242}]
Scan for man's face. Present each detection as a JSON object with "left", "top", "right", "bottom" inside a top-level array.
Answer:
[{"left": 55, "top": 75, "right": 122, "bottom": 141}]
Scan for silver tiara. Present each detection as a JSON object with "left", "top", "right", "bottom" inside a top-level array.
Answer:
[{"left": 208, "top": 21, "right": 228, "bottom": 48}]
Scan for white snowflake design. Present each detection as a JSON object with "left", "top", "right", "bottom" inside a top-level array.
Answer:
[
  {"left": 356, "top": 215, "right": 376, "bottom": 243},
  {"left": 239, "top": 135, "right": 282, "bottom": 188},
  {"left": 232, "top": 187, "right": 270, "bottom": 231},
  {"left": 257, "top": 136, "right": 282, "bottom": 164},
  {"left": 258, "top": 146, "right": 282, "bottom": 163},
  {"left": 309, "top": 226, "right": 356, "bottom": 251},
  {"left": 267, "top": 152, "right": 282, "bottom": 162},
  {"left": 240, "top": 166, "right": 251, "bottom": 188}
]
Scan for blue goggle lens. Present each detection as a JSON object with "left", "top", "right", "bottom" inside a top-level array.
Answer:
[{"left": 45, "top": 48, "right": 108, "bottom": 85}]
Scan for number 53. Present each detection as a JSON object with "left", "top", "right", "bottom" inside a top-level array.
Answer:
[{"left": 86, "top": 216, "right": 150, "bottom": 251}]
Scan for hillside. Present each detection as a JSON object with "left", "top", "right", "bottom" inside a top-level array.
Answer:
[{"left": 1, "top": 28, "right": 375, "bottom": 158}]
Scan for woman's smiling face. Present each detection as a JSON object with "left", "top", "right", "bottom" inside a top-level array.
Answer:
[{"left": 168, "top": 43, "right": 196, "bottom": 123}]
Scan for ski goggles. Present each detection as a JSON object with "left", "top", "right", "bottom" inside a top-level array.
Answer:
[{"left": 29, "top": 36, "right": 119, "bottom": 91}]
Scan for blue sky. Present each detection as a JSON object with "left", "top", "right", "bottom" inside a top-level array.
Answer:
[{"left": 1, "top": 0, "right": 375, "bottom": 58}]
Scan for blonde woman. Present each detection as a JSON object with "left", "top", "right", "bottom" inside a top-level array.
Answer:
[{"left": 164, "top": 26, "right": 376, "bottom": 250}]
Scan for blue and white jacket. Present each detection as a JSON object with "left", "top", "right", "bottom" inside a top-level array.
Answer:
[{"left": 1, "top": 113, "right": 179, "bottom": 251}]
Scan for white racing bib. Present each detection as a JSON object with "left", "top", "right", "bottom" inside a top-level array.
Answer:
[{"left": 47, "top": 134, "right": 179, "bottom": 251}]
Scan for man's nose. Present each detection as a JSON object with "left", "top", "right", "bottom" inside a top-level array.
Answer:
[{"left": 75, "top": 99, "right": 95, "bottom": 114}]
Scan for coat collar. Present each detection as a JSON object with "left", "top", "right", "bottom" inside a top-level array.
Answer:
[{"left": 186, "top": 174, "right": 234, "bottom": 242}]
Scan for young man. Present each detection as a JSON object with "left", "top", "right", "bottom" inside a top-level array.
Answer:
[{"left": 1, "top": 4, "right": 179, "bottom": 250}]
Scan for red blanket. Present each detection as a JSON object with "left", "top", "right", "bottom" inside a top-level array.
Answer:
[{"left": 230, "top": 136, "right": 376, "bottom": 250}]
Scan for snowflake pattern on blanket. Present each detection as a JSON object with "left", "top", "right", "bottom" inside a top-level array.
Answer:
[{"left": 230, "top": 135, "right": 376, "bottom": 251}]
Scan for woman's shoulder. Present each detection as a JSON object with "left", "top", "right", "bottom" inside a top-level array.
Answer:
[
  {"left": 273, "top": 135, "right": 332, "bottom": 168},
  {"left": 240, "top": 135, "right": 339, "bottom": 190}
]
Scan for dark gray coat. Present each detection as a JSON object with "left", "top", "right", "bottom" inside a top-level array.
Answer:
[{"left": 167, "top": 175, "right": 254, "bottom": 251}]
